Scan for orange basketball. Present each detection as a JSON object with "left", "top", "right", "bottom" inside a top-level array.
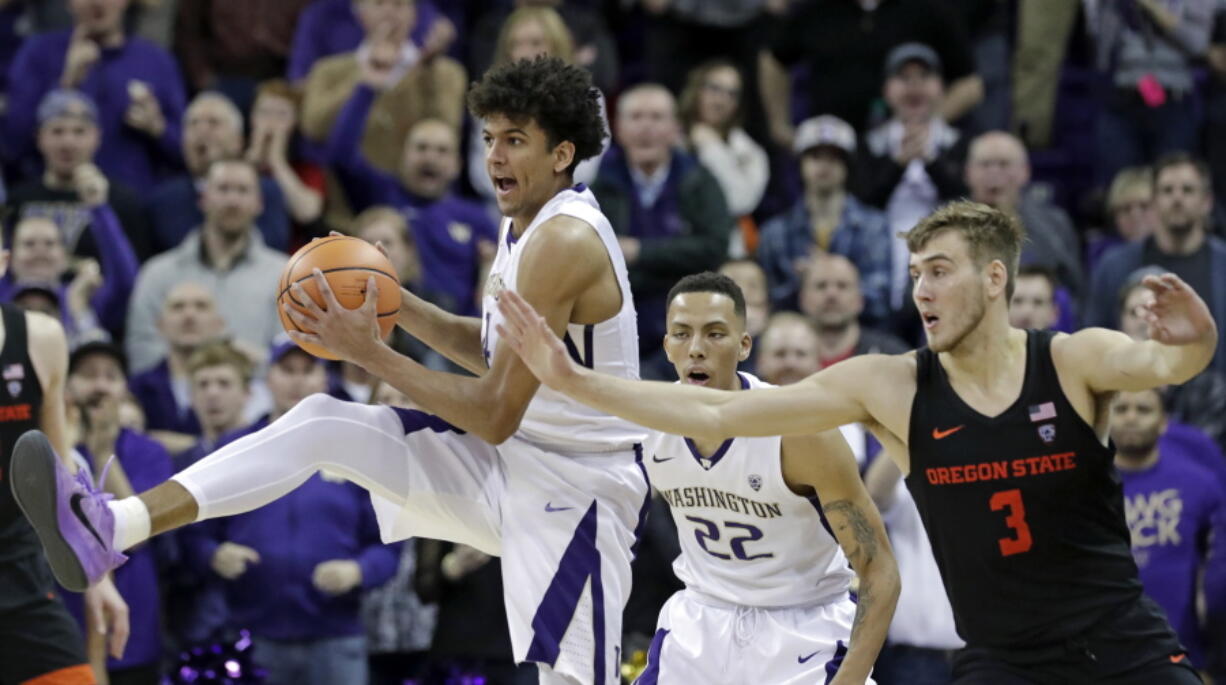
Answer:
[{"left": 277, "top": 235, "right": 401, "bottom": 360}]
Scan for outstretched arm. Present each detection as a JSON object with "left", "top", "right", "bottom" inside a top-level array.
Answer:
[
  {"left": 496, "top": 289, "right": 874, "bottom": 442},
  {"left": 782, "top": 431, "right": 899, "bottom": 683},
  {"left": 1062, "top": 274, "right": 1217, "bottom": 393}
]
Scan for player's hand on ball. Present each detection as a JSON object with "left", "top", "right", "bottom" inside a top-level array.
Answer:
[
  {"left": 313, "top": 559, "right": 362, "bottom": 595},
  {"left": 495, "top": 289, "right": 578, "bottom": 390},
  {"left": 1140, "top": 273, "right": 1218, "bottom": 346},
  {"left": 212, "top": 542, "right": 260, "bottom": 580},
  {"left": 284, "top": 270, "right": 384, "bottom": 364}
]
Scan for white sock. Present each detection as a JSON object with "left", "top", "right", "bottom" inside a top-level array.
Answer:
[{"left": 107, "top": 496, "right": 151, "bottom": 551}]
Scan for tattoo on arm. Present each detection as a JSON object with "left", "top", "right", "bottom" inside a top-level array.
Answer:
[
  {"left": 824, "top": 499, "right": 879, "bottom": 569},
  {"left": 824, "top": 499, "right": 880, "bottom": 637},
  {"left": 851, "top": 577, "right": 872, "bottom": 637}
]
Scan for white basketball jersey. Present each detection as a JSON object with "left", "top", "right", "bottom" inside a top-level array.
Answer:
[
  {"left": 645, "top": 373, "right": 854, "bottom": 608},
  {"left": 481, "top": 185, "right": 647, "bottom": 453}
]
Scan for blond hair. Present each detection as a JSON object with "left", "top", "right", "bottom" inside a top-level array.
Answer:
[
  {"left": 905, "top": 200, "right": 1026, "bottom": 299},
  {"left": 495, "top": 7, "right": 575, "bottom": 67},
  {"left": 186, "top": 340, "right": 253, "bottom": 387},
  {"left": 1105, "top": 166, "right": 1153, "bottom": 214},
  {"left": 352, "top": 206, "right": 409, "bottom": 238}
]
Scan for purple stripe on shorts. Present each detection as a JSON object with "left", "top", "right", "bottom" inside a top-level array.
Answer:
[
  {"left": 630, "top": 443, "right": 651, "bottom": 560},
  {"left": 389, "top": 407, "right": 464, "bottom": 435},
  {"left": 824, "top": 640, "right": 848, "bottom": 683},
  {"left": 525, "top": 501, "right": 604, "bottom": 680},
  {"left": 636, "top": 628, "right": 670, "bottom": 685}
]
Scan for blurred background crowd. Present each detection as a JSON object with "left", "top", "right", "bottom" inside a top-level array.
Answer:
[{"left": 0, "top": 0, "right": 1224, "bottom": 683}]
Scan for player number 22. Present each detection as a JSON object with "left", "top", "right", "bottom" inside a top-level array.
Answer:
[
  {"left": 990, "top": 489, "right": 1033, "bottom": 556},
  {"left": 685, "top": 516, "right": 773, "bottom": 561}
]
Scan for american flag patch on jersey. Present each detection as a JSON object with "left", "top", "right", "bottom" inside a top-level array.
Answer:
[
  {"left": 3, "top": 364, "right": 24, "bottom": 380},
  {"left": 1029, "top": 402, "right": 1056, "bottom": 422}
]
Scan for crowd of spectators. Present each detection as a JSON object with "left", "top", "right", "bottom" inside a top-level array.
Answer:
[{"left": 0, "top": 0, "right": 1224, "bottom": 683}]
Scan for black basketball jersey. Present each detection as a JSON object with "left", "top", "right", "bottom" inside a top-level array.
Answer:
[
  {"left": 905, "top": 330, "right": 1143, "bottom": 649},
  {"left": 0, "top": 305, "right": 45, "bottom": 561}
]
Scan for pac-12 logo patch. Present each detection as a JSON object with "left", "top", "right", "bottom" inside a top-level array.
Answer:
[
  {"left": 747, "top": 474, "right": 762, "bottom": 491},
  {"left": 4, "top": 365, "right": 23, "bottom": 398},
  {"left": 1038, "top": 423, "right": 1056, "bottom": 444}
]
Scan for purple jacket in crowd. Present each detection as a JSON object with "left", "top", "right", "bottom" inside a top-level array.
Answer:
[
  {"left": 63, "top": 429, "right": 174, "bottom": 670},
  {"left": 326, "top": 85, "right": 496, "bottom": 316},
  {"left": 186, "top": 416, "right": 399, "bottom": 641},
  {"left": 1122, "top": 425, "right": 1226, "bottom": 671},
  {"left": 0, "top": 204, "right": 139, "bottom": 336},
  {"left": 4, "top": 29, "right": 186, "bottom": 189},
  {"left": 129, "top": 360, "right": 203, "bottom": 437}
]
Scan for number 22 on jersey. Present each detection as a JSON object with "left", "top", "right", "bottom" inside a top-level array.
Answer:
[{"left": 685, "top": 516, "right": 773, "bottom": 561}]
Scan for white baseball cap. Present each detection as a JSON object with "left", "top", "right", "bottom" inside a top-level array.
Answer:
[{"left": 793, "top": 115, "right": 856, "bottom": 157}]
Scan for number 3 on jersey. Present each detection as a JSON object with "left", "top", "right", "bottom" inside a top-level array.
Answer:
[
  {"left": 685, "top": 516, "right": 773, "bottom": 561},
  {"left": 990, "top": 489, "right": 1033, "bottom": 556}
]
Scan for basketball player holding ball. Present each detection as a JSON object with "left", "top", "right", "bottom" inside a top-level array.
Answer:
[
  {"left": 496, "top": 201, "right": 1217, "bottom": 684},
  {"left": 12, "top": 56, "right": 644, "bottom": 685},
  {"left": 275, "top": 235, "right": 402, "bottom": 360}
]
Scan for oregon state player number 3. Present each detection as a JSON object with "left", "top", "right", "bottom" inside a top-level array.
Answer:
[{"left": 990, "top": 489, "right": 1033, "bottom": 556}]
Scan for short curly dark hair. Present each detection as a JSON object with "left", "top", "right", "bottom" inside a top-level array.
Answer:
[{"left": 467, "top": 56, "right": 605, "bottom": 176}]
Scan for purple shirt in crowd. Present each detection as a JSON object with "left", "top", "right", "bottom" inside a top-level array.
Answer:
[
  {"left": 63, "top": 429, "right": 174, "bottom": 670},
  {"left": 1121, "top": 426, "right": 1226, "bottom": 669},
  {"left": 326, "top": 85, "right": 496, "bottom": 316},
  {"left": 4, "top": 29, "right": 187, "bottom": 189},
  {"left": 286, "top": 0, "right": 444, "bottom": 82},
  {"left": 129, "top": 359, "right": 203, "bottom": 437},
  {"left": 188, "top": 416, "right": 399, "bottom": 641},
  {"left": 0, "top": 204, "right": 139, "bottom": 337}
]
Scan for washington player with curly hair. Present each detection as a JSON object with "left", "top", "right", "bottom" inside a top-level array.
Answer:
[{"left": 13, "top": 56, "right": 643, "bottom": 685}]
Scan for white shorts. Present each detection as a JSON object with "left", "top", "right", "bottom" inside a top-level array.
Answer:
[
  {"left": 636, "top": 590, "right": 872, "bottom": 685},
  {"left": 369, "top": 408, "right": 650, "bottom": 685}
]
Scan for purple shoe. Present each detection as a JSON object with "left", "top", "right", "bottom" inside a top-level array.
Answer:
[{"left": 9, "top": 430, "right": 127, "bottom": 591}]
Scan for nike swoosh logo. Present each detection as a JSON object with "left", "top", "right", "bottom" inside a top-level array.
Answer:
[
  {"left": 544, "top": 502, "right": 574, "bottom": 513},
  {"left": 932, "top": 425, "right": 965, "bottom": 440},
  {"left": 1171, "top": 653, "right": 1188, "bottom": 663},
  {"left": 797, "top": 651, "right": 820, "bottom": 664},
  {"left": 652, "top": 455, "right": 674, "bottom": 463},
  {"left": 70, "top": 493, "right": 107, "bottom": 548}
]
